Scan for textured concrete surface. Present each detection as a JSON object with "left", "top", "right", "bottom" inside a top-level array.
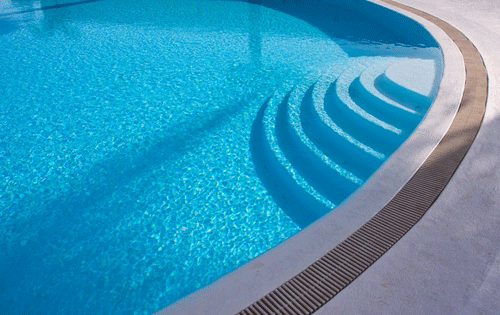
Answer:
[{"left": 317, "top": 0, "right": 500, "bottom": 314}]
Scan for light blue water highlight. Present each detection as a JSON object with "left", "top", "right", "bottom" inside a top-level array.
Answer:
[{"left": 0, "top": 0, "right": 442, "bottom": 313}]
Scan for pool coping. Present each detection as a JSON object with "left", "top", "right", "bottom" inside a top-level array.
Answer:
[{"left": 156, "top": 0, "right": 485, "bottom": 313}]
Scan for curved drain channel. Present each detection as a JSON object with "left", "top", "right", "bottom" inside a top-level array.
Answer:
[{"left": 237, "top": 1, "right": 488, "bottom": 314}]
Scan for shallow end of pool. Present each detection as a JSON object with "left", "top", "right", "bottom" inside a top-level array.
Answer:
[{"left": 155, "top": 1, "right": 466, "bottom": 314}]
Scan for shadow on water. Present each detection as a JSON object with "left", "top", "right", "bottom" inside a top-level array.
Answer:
[
  {"left": 216, "top": 0, "right": 439, "bottom": 56},
  {"left": 0, "top": 17, "right": 25, "bottom": 35},
  {"left": 1, "top": 96, "right": 250, "bottom": 312},
  {"left": 14, "top": 96, "right": 250, "bottom": 235},
  {"left": 0, "top": 0, "right": 102, "bottom": 17},
  {"left": 248, "top": 2, "right": 262, "bottom": 66},
  {"left": 0, "top": 242, "right": 58, "bottom": 314}
]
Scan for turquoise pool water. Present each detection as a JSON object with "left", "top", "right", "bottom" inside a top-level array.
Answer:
[{"left": 0, "top": 0, "right": 441, "bottom": 313}]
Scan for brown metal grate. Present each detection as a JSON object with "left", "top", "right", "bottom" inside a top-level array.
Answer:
[{"left": 236, "top": 1, "right": 488, "bottom": 314}]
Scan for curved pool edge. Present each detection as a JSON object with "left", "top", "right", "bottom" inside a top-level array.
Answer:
[{"left": 155, "top": 1, "right": 468, "bottom": 314}]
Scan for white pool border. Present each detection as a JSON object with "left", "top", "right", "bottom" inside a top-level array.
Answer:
[{"left": 156, "top": 0, "right": 465, "bottom": 313}]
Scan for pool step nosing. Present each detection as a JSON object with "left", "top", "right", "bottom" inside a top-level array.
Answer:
[
  {"left": 325, "top": 80, "right": 403, "bottom": 153},
  {"left": 287, "top": 79, "right": 366, "bottom": 186},
  {"left": 253, "top": 57, "right": 430, "bottom": 227},
  {"left": 375, "top": 73, "right": 433, "bottom": 112},
  {"left": 352, "top": 76, "right": 421, "bottom": 129},
  {"left": 311, "top": 61, "right": 390, "bottom": 160},
  {"left": 275, "top": 84, "right": 361, "bottom": 204},
  {"left": 263, "top": 91, "right": 335, "bottom": 209},
  {"left": 353, "top": 62, "right": 425, "bottom": 136},
  {"left": 358, "top": 59, "right": 424, "bottom": 115},
  {"left": 250, "top": 94, "right": 331, "bottom": 228},
  {"left": 334, "top": 60, "right": 403, "bottom": 135},
  {"left": 301, "top": 92, "right": 384, "bottom": 178}
]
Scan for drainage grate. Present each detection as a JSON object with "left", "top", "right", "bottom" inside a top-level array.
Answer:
[{"left": 236, "top": 2, "right": 488, "bottom": 314}]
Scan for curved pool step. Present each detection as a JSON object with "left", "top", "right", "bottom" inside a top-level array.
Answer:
[
  {"left": 275, "top": 83, "right": 362, "bottom": 205},
  {"left": 375, "top": 58, "right": 438, "bottom": 112},
  {"left": 286, "top": 77, "right": 365, "bottom": 186},
  {"left": 304, "top": 62, "right": 386, "bottom": 180},
  {"left": 250, "top": 96, "right": 331, "bottom": 228},
  {"left": 324, "top": 81, "right": 401, "bottom": 155},
  {"left": 262, "top": 90, "right": 336, "bottom": 210},
  {"left": 327, "top": 59, "right": 405, "bottom": 152},
  {"left": 351, "top": 59, "right": 423, "bottom": 131},
  {"left": 250, "top": 57, "right": 436, "bottom": 228}
]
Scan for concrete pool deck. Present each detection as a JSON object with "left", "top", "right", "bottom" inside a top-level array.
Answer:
[{"left": 158, "top": 0, "right": 500, "bottom": 313}]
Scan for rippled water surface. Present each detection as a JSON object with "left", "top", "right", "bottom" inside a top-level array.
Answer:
[{"left": 0, "top": 0, "right": 441, "bottom": 313}]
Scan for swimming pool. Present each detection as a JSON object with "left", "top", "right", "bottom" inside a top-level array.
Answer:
[{"left": 0, "top": 0, "right": 442, "bottom": 313}]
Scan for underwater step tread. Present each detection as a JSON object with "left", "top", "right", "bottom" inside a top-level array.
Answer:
[
  {"left": 249, "top": 57, "right": 436, "bottom": 227},
  {"left": 350, "top": 60, "right": 422, "bottom": 131},
  {"left": 311, "top": 59, "right": 396, "bottom": 156},
  {"left": 358, "top": 59, "right": 422, "bottom": 114},
  {"left": 303, "top": 60, "right": 386, "bottom": 179},
  {"left": 334, "top": 58, "right": 403, "bottom": 135},
  {"left": 383, "top": 58, "right": 438, "bottom": 100},
  {"left": 250, "top": 96, "right": 330, "bottom": 228},
  {"left": 375, "top": 59, "right": 437, "bottom": 113},
  {"left": 287, "top": 78, "right": 365, "bottom": 186},
  {"left": 276, "top": 83, "right": 362, "bottom": 204},
  {"left": 262, "top": 87, "right": 336, "bottom": 209},
  {"left": 315, "top": 59, "right": 402, "bottom": 154}
]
